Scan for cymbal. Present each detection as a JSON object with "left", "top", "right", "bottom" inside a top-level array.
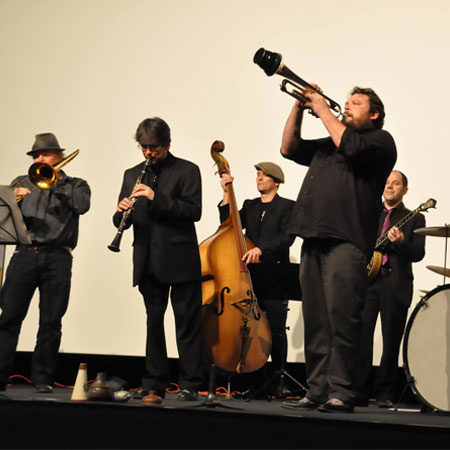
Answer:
[
  {"left": 426, "top": 265, "right": 450, "bottom": 277},
  {"left": 414, "top": 226, "right": 450, "bottom": 237}
]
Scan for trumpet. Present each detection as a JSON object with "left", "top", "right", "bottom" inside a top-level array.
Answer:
[
  {"left": 253, "top": 47, "right": 342, "bottom": 118},
  {"left": 13, "top": 149, "right": 80, "bottom": 201},
  {"left": 108, "top": 157, "right": 152, "bottom": 252}
]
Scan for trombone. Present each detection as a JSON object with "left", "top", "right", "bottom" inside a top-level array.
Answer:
[
  {"left": 253, "top": 48, "right": 343, "bottom": 118},
  {"left": 13, "top": 149, "right": 80, "bottom": 200}
]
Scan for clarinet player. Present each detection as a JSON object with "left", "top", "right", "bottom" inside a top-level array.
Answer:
[{"left": 111, "top": 117, "right": 204, "bottom": 404}]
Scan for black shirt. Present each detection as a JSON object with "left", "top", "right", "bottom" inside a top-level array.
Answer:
[
  {"left": 378, "top": 202, "right": 426, "bottom": 263},
  {"left": 284, "top": 125, "right": 397, "bottom": 259},
  {"left": 11, "top": 171, "right": 91, "bottom": 249}
]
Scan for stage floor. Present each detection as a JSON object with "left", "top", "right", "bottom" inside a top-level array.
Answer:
[{"left": 2, "top": 385, "right": 450, "bottom": 449}]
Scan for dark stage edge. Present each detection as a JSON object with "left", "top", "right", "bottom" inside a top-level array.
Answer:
[{"left": 1, "top": 386, "right": 450, "bottom": 449}]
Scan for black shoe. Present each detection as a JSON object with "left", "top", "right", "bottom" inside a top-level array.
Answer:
[
  {"left": 377, "top": 398, "right": 393, "bottom": 408},
  {"left": 318, "top": 398, "right": 354, "bottom": 413},
  {"left": 177, "top": 389, "right": 198, "bottom": 401},
  {"left": 281, "top": 397, "right": 319, "bottom": 410},
  {"left": 232, "top": 389, "right": 251, "bottom": 400},
  {"left": 273, "top": 384, "right": 295, "bottom": 399},
  {"left": 355, "top": 397, "right": 369, "bottom": 407},
  {"left": 133, "top": 388, "right": 149, "bottom": 399},
  {"left": 33, "top": 384, "right": 53, "bottom": 393}
]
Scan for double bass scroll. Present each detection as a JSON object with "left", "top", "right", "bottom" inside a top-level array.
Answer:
[{"left": 199, "top": 141, "right": 272, "bottom": 374}]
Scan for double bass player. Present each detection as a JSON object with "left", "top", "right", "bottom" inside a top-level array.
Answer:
[{"left": 218, "top": 162, "right": 295, "bottom": 396}]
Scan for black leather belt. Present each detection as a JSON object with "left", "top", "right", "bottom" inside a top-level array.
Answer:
[
  {"left": 17, "top": 245, "right": 59, "bottom": 253},
  {"left": 379, "top": 266, "right": 391, "bottom": 276}
]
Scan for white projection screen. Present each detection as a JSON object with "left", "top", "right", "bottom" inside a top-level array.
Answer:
[{"left": 1, "top": 0, "right": 449, "bottom": 366}]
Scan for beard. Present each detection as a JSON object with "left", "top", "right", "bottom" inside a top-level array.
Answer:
[{"left": 342, "top": 114, "right": 374, "bottom": 130}]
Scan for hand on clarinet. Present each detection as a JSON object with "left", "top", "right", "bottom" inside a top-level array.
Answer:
[{"left": 133, "top": 183, "right": 155, "bottom": 201}]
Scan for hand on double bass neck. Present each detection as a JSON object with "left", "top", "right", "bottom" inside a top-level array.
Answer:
[{"left": 220, "top": 173, "right": 262, "bottom": 263}]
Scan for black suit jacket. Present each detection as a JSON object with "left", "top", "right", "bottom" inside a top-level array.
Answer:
[
  {"left": 380, "top": 203, "right": 426, "bottom": 307},
  {"left": 113, "top": 152, "right": 202, "bottom": 286},
  {"left": 219, "top": 194, "right": 295, "bottom": 299}
]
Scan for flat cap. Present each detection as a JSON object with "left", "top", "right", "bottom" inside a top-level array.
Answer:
[{"left": 254, "top": 162, "right": 285, "bottom": 183}]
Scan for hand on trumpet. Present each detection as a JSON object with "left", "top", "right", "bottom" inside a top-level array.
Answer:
[
  {"left": 300, "top": 83, "right": 329, "bottom": 117},
  {"left": 14, "top": 187, "right": 31, "bottom": 202}
]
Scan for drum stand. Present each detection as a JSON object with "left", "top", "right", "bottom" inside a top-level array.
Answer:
[
  {"left": 418, "top": 224, "right": 450, "bottom": 284},
  {"left": 396, "top": 368, "right": 433, "bottom": 413}
]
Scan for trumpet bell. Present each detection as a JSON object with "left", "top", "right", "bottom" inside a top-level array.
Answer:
[
  {"left": 253, "top": 48, "right": 282, "bottom": 76},
  {"left": 28, "top": 163, "right": 58, "bottom": 190},
  {"left": 253, "top": 47, "right": 342, "bottom": 118}
]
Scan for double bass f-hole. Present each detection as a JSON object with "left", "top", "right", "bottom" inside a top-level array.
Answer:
[
  {"left": 214, "top": 287, "right": 230, "bottom": 316},
  {"left": 214, "top": 287, "right": 261, "bottom": 320}
]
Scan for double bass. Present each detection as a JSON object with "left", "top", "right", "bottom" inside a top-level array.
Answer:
[{"left": 199, "top": 141, "right": 272, "bottom": 373}]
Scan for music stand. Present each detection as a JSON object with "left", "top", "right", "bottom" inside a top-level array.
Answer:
[
  {"left": 0, "top": 186, "right": 32, "bottom": 291},
  {"left": 245, "top": 262, "right": 307, "bottom": 401}
]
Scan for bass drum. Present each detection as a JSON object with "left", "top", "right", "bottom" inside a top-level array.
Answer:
[{"left": 403, "top": 284, "right": 450, "bottom": 411}]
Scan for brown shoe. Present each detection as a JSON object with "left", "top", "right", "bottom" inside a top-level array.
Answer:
[{"left": 141, "top": 390, "right": 163, "bottom": 405}]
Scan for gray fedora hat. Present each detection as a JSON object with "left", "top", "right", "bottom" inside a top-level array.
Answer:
[
  {"left": 27, "top": 132, "right": 65, "bottom": 155},
  {"left": 254, "top": 161, "right": 285, "bottom": 183}
]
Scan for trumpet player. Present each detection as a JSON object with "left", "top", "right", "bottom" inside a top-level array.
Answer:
[
  {"left": 0, "top": 133, "right": 90, "bottom": 394},
  {"left": 280, "top": 87, "right": 397, "bottom": 413},
  {"left": 112, "top": 117, "right": 203, "bottom": 404}
]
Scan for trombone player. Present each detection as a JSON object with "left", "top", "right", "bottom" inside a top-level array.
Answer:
[{"left": 0, "top": 133, "right": 90, "bottom": 394}]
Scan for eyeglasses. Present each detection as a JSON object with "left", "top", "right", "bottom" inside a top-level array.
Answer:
[{"left": 137, "top": 143, "right": 161, "bottom": 151}]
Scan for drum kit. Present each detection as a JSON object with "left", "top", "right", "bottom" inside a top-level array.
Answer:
[{"left": 403, "top": 225, "right": 450, "bottom": 412}]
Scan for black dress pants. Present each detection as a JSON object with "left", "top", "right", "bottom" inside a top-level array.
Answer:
[
  {"left": 259, "top": 298, "right": 288, "bottom": 371},
  {"left": 356, "top": 272, "right": 408, "bottom": 402},
  {"left": 0, "top": 247, "right": 72, "bottom": 386},
  {"left": 300, "top": 239, "right": 366, "bottom": 405},
  {"left": 138, "top": 274, "right": 203, "bottom": 392}
]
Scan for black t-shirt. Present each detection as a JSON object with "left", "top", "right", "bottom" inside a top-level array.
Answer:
[{"left": 284, "top": 125, "right": 397, "bottom": 259}]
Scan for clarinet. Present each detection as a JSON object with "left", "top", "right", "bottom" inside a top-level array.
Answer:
[{"left": 108, "top": 158, "right": 152, "bottom": 252}]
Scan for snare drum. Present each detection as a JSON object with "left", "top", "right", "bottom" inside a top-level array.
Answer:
[{"left": 403, "top": 284, "right": 450, "bottom": 411}]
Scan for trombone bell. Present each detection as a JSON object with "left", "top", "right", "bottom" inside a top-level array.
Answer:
[
  {"left": 28, "top": 163, "right": 58, "bottom": 190},
  {"left": 13, "top": 149, "right": 80, "bottom": 196}
]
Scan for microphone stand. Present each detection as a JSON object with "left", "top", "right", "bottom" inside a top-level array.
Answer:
[{"left": 191, "top": 364, "right": 242, "bottom": 410}]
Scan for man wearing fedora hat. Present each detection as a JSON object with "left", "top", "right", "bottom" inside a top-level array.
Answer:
[
  {"left": 0, "top": 132, "right": 91, "bottom": 393},
  {"left": 219, "top": 162, "right": 295, "bottom": 397}
]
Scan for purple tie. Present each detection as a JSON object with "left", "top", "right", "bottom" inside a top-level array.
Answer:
[{"left": 381, "top": 208, "right": 393, "bottom": 266}]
